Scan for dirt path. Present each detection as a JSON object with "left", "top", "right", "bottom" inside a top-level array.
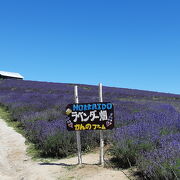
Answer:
[{"left": 0, "top": 118, "right": 134, "bottom": 180}]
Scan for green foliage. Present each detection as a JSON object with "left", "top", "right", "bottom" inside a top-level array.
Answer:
[
  {"left": 0, "top": 106, "right": 24, "bottom": 134},
  {"left": 0, "top": 106, "right": 11, "bottom": 120},
  {"left": 173, "top": 159, "right": 180, "bottom": 178},
  {"left": 38, "top": 132, "right": 77, "bottom": 157},
  {"left": 138, "top": 156, "right": 180, "bottom": 180},
  {"left": 26, "top": 142, "right": 41, "bottom": 159},
  {"left": 110, "top": 139, "right": 154, "bottom": 168}
]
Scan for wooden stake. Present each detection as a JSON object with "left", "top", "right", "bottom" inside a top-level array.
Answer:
[
  {"left": 74, "top": 85, "right": 82, "bottom": 165},
  {"left": 99, "top": 83, "right": 104, "bottom": 166}
]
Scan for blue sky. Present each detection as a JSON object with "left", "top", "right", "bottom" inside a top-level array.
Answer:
[{"left": 0, "top": 0, "right": 179, "bottom": 94}]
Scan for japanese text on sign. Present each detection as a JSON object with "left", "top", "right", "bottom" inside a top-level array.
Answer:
[{"left": 65, "top": 102, "right": 114, "bottom": 131}]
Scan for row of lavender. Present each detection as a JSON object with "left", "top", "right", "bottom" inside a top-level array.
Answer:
[{"left": 0, "top": 79, "right": 179, "bottom": 179}]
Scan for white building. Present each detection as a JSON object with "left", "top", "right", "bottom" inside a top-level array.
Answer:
[{"left": 0, "top": 71, "right": 24, "bottom": 80}]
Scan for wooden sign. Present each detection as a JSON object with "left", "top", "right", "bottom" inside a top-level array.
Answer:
[{"left": 65, "top": 102, "right": 114, "bottom": 131}]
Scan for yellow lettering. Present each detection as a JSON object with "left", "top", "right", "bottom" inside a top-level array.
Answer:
[
  {"left": 80, "top": 124, "right": 85, "bottom": 130},
  {"left": 74, "top": 124, "right": 80, "bottom": 130},
  {"left": 101, "top": 124, "right": 106, "bottom": 130},
  {"left": 85, "top": 123, "right": 92, "bottom": 130}
]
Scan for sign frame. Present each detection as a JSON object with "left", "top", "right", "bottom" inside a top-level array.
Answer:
[{"left": 66, "top": 102, "right": 114, "bottom": 131}]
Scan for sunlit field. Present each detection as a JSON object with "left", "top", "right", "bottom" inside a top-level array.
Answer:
[{"left": 0, "top": 79, "right": 179, "bottom": 179}]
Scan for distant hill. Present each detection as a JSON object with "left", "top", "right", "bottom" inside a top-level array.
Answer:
[{"left": 0, "top": 79, "right": 180, "bottom": 179}]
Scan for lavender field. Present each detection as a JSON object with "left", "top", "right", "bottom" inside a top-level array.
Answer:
[{"left": 0, "top": 79, "right": 180, "bottom": 179}]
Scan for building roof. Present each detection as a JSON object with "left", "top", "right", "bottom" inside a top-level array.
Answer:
[{"left": 0, "top": 71, "right": 24, "bottom": 79}]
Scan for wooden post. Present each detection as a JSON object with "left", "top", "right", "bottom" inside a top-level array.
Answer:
[
  {"left": 74, "top": 85, "right": 82, "bottom": 165},
  {"left": 99, "top": 83, "right": 104, "bottom": 166}
]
